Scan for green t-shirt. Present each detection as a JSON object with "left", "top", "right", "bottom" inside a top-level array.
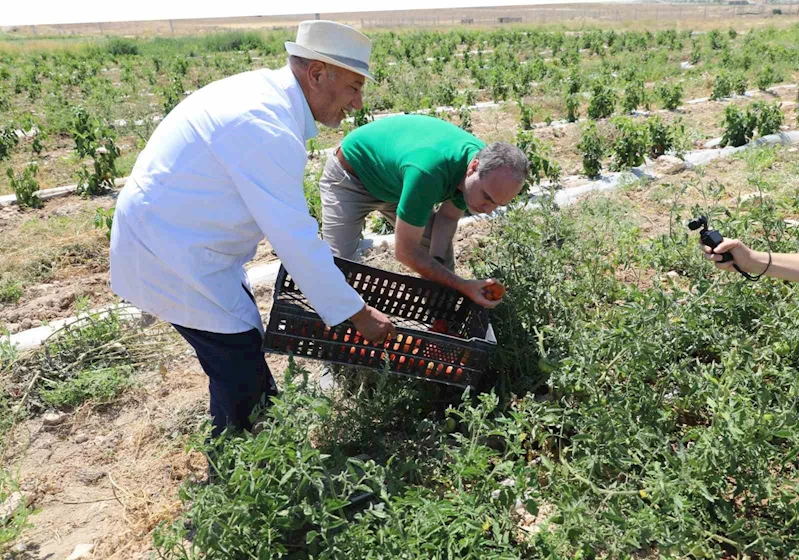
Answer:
[{"left": 341, "top": 115, "right": 485, "bottom": 227}]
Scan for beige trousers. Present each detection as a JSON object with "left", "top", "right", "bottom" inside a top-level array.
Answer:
[{"left": 318, "top": 150, "right": 455, "bottom": 270}]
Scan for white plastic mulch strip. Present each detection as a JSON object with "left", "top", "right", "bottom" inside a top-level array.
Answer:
[
  {"left": 6, "top": 130, "right": 799, "bottom": 351},
  {"left": 0, "top": 177, "right": 129, "bottom": 207},
  {"left": 9, "top": 304, "right": 146, "bottom": 352},
  {"left": 687, "top": 131, "right": 799, "bottom": 167}
]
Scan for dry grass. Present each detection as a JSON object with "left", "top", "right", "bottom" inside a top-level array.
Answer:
[{"left": 0, "top": 196, "right": 112, "bottom": 280}]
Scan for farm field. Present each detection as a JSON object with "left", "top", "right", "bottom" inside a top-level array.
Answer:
[{"left": 2, "top": 20, "right": 799, "bottom": 559}]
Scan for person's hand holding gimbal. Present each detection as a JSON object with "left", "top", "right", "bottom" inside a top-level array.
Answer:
[
  {"left": 701, "top": 237, "right": 758, "bottom": 273},
  {"left": 691, "top": 215, "right": 799, "bottom": 282}
]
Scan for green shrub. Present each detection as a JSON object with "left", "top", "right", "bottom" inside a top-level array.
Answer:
[
  {"left": 657, "top": 82, "right": 683, "bottom": 110},
  {"left": 720, "top": 102, "right": 784, "bottom": 147},
  {"left": 40, "top": 365, "right": 134, "bottom": 408},
  {"left": 621, "top": 77, "right": 646, "bottom": 113},
  {"left": 0, "top": 279, "right": 22, "bottom": 305},
  {"left": 172, "top": 57, "right": 190, "bottom": 77},
  {"left": 352, "top": 106, "right": 373, "bottom": 128},
  {"left": 433, "top": 80, "right": 457, "bottom": 107},
  {"left": 720, "top": 104, "right": 757, "bottom": 147},
  {"left": 752, "top": 100, "right": 784, "bottom": 137},
  {"left": 610, "top": 116, "right": 650, "bottom": 170},
  {"left": 565, "top": 92, "right": 580, "bottom": 123},
  {"left": 104, "top": 38, "right": 139, "bottom": 56},
  {"left": 15, "top": 114, "right": 46, "bottom": 155},
  {"left": 756, "top": 65, "right": 782, "bottom": 91},
  {"left": 578, "top": 120, "right": 606, "bottom": 178},
  {"left": 711, "top": 72, "right": 733, "bottom": 100},
  {"left": 71, "top": 107, "right": 121, "bottom": 196},
  {"left": 515, "top": 129, "right": 561, "bottom": 185},
  {"left": 565, "top": 70, "right": 582, "bottom": 95},
  {"left": 202, "top": 31, "right": 266, "bottom": 52},
  {"left": 459, "top": 106, "right": 473, "bottom": 132},
  {"left": 732, "top": 73, "right": 748, "bottom": 96},
  {"left": 7, "top": 162, "right": 42, "bottom": 209},
  {"left": 463, "top": 89, "right": 476, "bottom": 107},
  {"left": 0, "top": 336, "right": 17, "bottom": 371},
  {"left": 490, "top": 70, "right": 509, "bottom": 102},
  {"left": 93, "top": 207, "right": 115, "bottom": 240},
  {"left": 0, "top": 125, "right": 19, "bottom": 162},
  {"left": 587, "top": 78, "right": 615, "bottom": 120},
  {"left": 159, "top": 75, "right": 184, "bottom": 115},
  {"left": 648, "top": 116, "right": 688, "bottom": 159},
  {"left": 519, "top": 101, "right": 535, "bottom": 130},
  {"left": 689, "top": 42, "right": 702, "bottom": 64},
  {"left": 368, "top": 213, "right": 395, "bottom": 235}
]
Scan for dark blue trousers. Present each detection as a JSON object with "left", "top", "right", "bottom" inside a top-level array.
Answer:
[{"left": 172, "top": 324, "right": 278, "bottom": 438}]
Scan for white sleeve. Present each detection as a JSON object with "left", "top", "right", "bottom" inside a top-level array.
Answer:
[{"left": 212, "top": 116, "right": 365, "bottom": 326}]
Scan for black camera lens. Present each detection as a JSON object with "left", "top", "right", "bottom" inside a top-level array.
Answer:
[{"left": 687, "top": 216, "right": 707, "bottom": 231}]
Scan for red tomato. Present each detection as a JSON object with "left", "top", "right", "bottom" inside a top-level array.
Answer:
[
  {"left": 483, "top": 282, "right": 506, "bottom": 301},
  {"left": 429, "top": 319, "right": 449, "bottom": 334}
]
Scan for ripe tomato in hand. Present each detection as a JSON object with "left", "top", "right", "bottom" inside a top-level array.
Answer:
[{"left": 483, "top": 282, "right": 506, "bottom": 301}]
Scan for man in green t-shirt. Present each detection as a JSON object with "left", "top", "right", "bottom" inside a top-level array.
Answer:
[{"left": 319, "top": 114, "right": 529, "bottom": 308}]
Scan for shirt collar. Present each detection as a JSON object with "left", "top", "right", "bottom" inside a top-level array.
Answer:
[{"left": 277, "top": 65, "right": 319, "bottom": 141}]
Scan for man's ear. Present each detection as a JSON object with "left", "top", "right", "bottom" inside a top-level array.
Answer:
[
  {"left": 307, "top": 61, "right": 327, "bottom": 90},
  {"left": 467, "top": 158, "right": 480, "bottom": 176}
]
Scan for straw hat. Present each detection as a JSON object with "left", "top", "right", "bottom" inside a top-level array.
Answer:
[{"left": 285, "top": 20, "right": 373, "bottom": 81}]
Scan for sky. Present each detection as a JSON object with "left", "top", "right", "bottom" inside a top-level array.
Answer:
[{"left": 2, "top": 0, "right": 613, "bottom": 27}]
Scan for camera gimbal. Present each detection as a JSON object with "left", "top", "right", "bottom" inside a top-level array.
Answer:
[{"left": 688, "top": 216, "right": 733, "bottom": 263}]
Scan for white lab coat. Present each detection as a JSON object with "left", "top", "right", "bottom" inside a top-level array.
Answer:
[{"left": 110, "top": 65, "right": 364, "bottom": 334}]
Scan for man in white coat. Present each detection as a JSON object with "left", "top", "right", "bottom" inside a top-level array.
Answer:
[{"left": 110, "top": 21, "right": 396, "bottom": 438}]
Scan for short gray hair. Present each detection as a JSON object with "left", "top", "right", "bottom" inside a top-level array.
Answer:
[
  {"left": 288, "top": 55, "right": 311, "bottom": 70},
  {"left": 474, "top": 142, "right": 529, "bottom": 183}
]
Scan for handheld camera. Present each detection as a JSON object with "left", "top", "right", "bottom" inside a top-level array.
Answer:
[{"left": 688, "top": 215, "right": 733, "bottom": 263}]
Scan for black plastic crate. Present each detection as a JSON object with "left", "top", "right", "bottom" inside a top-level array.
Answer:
[{"left": 263, "top": 257, "right": 496, "bottom": 388}]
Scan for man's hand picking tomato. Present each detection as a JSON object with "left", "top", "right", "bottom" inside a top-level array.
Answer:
[{"left": 461, "top": 278, "right": 505, "bottom": 308}]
